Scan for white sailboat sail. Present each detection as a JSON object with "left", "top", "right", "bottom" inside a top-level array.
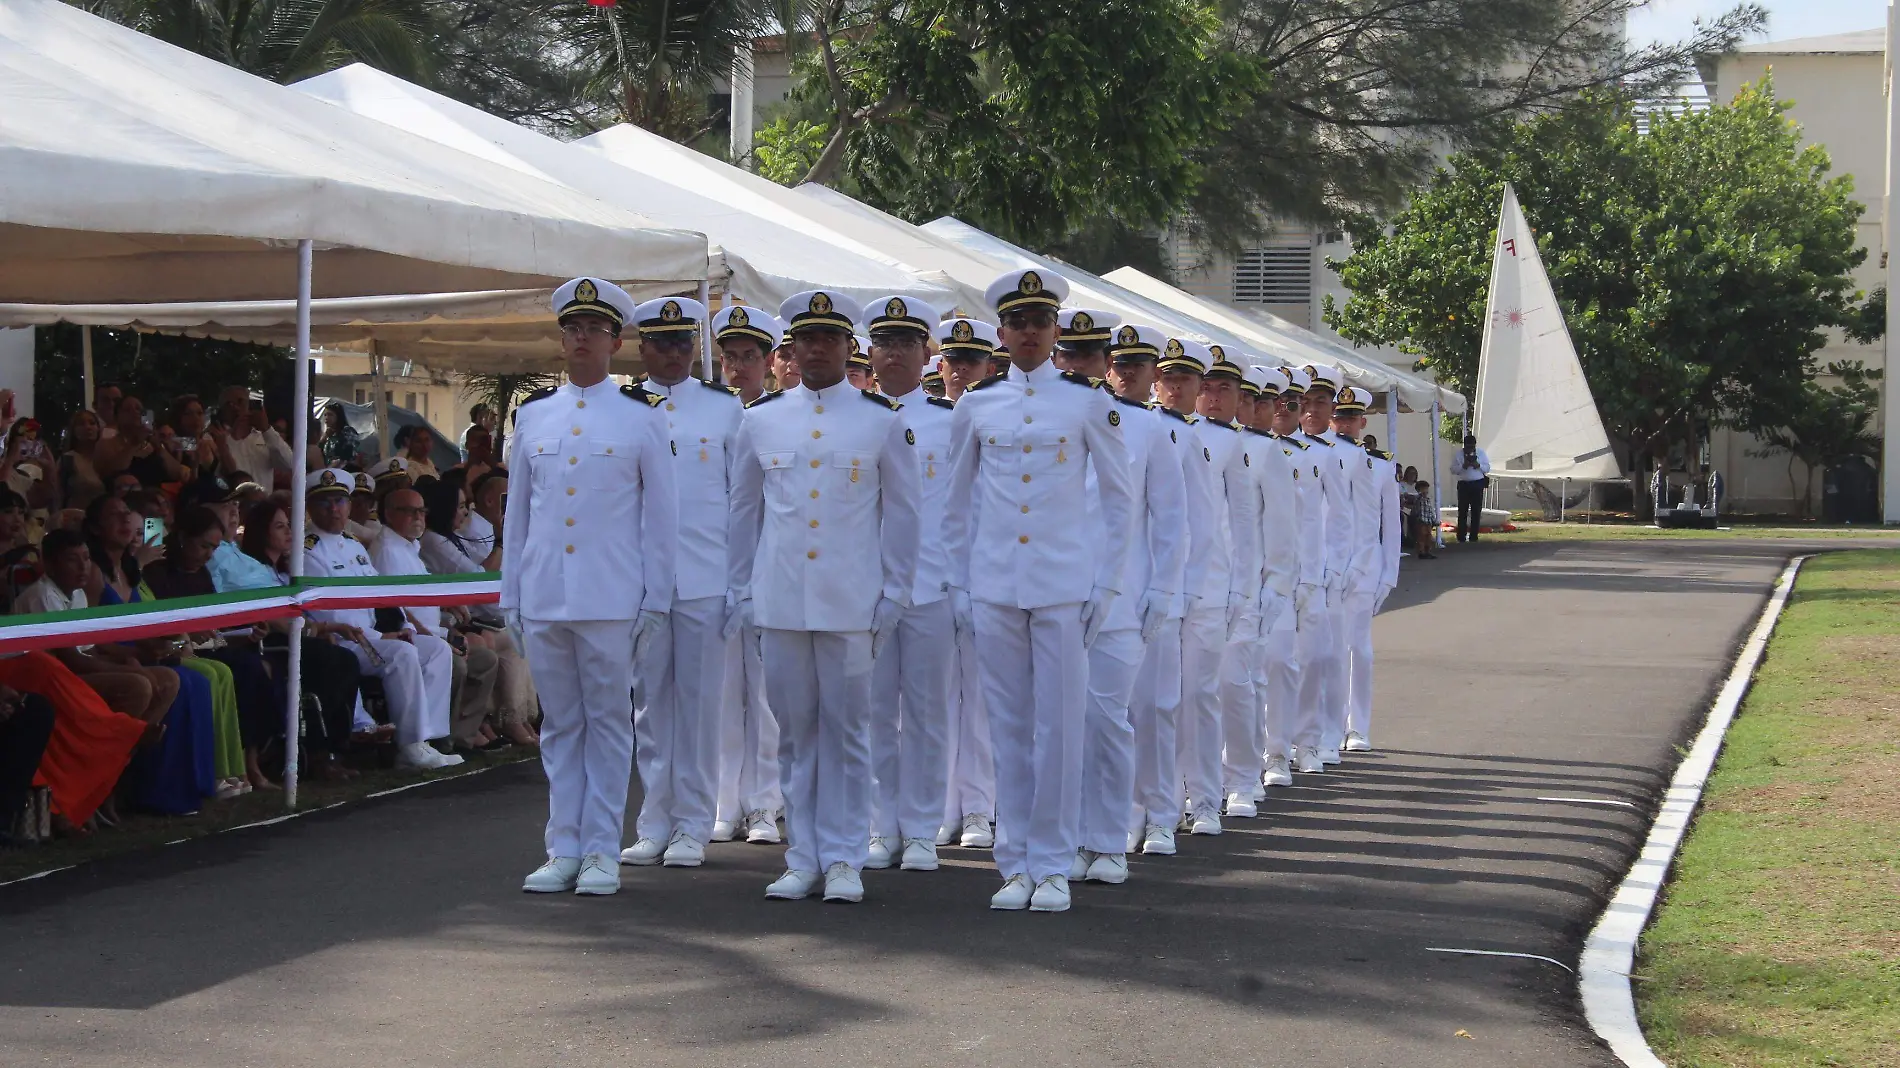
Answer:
[{"left": 1472, "top": 184, "right": 1621, "bottom": 480}]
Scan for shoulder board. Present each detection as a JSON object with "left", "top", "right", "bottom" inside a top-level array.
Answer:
[
  {"left": 1284, "top": 435, "right": 1310, "bottom": 450},
  {"left": 1243, "top": 425, "right": 1274, "bottom": 438},
  {"left": 304, "top": 533, "right": 319, "bottom": 550},
  {"left": 927, "top": 396, "right": 956, "bottom": 410},
  {"left": 860, "top": 389, "right": 900, "bottom": 410},
  {"left": 1157, "top": 407, "right": 1196, "bottom": 424},
  {"left": 621, "top": 383, "right": 664, "bottom": 407},
  {"left": 1214, "top": 420, "right": 1242, "bottom": 432},
  {"left": 342, "top": 532, "right": 358, "bottom": 542},
  {"left": 1303, "top": 432, "right": 1333, "bottom": 447},
  {"left": 701, "top": 379, "right": 741, "bottom": 396},
  {"left": 967, "top": 374, "right": 1003, "bottom": 392},
  {"left": 744, "top": 390, "right": 783, "bottom": 409},
  {"left": 1369, "top": 448, "right": 1392, "bottom": 461},
  {"left": 1059, "top": 370, "right": 1101, "bottom": 389},
  {"left": 1111, "top": 393, "right": 1148, "bottom": 409},
  {"left": 512, "top": 386, "right": 557, "bottom": 425}
]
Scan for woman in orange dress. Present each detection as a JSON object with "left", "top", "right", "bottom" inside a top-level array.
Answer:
[{"left": 0, "top": 650, "right": 147, "bottom": 825}]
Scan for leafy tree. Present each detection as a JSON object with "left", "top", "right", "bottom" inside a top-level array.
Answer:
[
  {"left": 547, "top": 0, "right": 774, "bottom": 139},
  {"left": 74, "top": 0, "right": 436, "bottom": 83},
  {"left": 1746, "top": 361, "right": 1883, "bottom": 518},
  {"left": 33, "top": 325, "right": 293, "bottom": 439},
  {"left": 1327, "top": 81, "right": 1880, "bottom": 503}
]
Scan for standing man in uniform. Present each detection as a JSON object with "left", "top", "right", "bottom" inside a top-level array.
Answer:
[
  {"left": 1228, "top": 365, "right": 1299, "bottom": 812},
  {"left": 943, "top": 268, "right": 1133, "bottom": 913},
  {"left": 515, "top": 277, "right": 678, "bottom": 897},
  {"left": 710, "top": 305, "right": 786, "bottom": 844},
  {"left": 1051, "top": 312, "right": 1185, "bottom": 885},
  {"left": 727, "top": 289, "right": 921, "bottom": 904},
  {"left": 620, "top": 297, "right": 742, "bottom": 869},
  {"left": 934, "top": 317, "right": 1001, "bottom": 849},
  {"left": 861, "top": 295, "right": 956, "bottom": 874},
  {"left": 1291, "top": 364, "right": 1351, "bottom": 773},
  {"left": 1249, "top": 366, "right": 1316, "bottom": 790},
  {"left": 1334, "top": 387, "right": 1397, "bottom": 753}
]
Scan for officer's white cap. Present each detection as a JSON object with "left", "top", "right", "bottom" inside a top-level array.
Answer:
[
  {"left": 1303, "top": 363, "right": 1344, "bottom": 396},
  {"left": 553, "top": 277, "right": 637, "bottom": 329},
  {"left": 1204, "top": 344, "right": 1247, "bottom": 382},
  {"left": 305, "top": 467, "right": 351, "bottom": 498},
  {"left": 779, "top": 290, "right": 863, "bottom": 332},
  {"left": 985, "top": 268, "right": 1069, "bottom": 314},
  {"left": 1108, "top": 323, "right": 1165, "bottom": 360},
  {"left": 1058, "top": 308, "right": 1119, "bottom": 344},
  {"left": 937, "top": 317, "right": 1000, "bottom": 355},
  {"left": 1251, "top": 364, "right": 1289, "bottom": 396},
  {"left": 1158, "top": 336, "right": 1211, "bottom": 374},
  {"left": 632, "top": 296, "right": 705, "bottom": 337},
  {"left": 1283, "top": 366, "right": 1312, "bottom": 396},
  {"left": 862, "top": 295, "right": 940, "bottom": 335},
  {"left": 711, "top": 304, "right": 782, "bottom": 348},
  {"left": 1334, "top": 386, "right": 1372, "bottom": 414},
  {"left": 369, "top": 456, "right": 410, "bottom": 482}
]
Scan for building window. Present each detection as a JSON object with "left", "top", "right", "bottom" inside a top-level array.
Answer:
[
  {"left": 353, "top": 388, "right": 366, "bottom": 405},
  {"left": 1233, "top": 243, "right": 1312, "bottom": 305},
  {"left": 404, "top": 392, "right": 419, "bottom": 415}
]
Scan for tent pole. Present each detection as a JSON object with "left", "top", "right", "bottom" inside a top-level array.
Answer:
[
  {"left": 1561, "top": 476, "right": 1568, "bottom": 523},
  {"left": 1384, "top": 392, "right": 1398, "bottom": 457},
  {"left": 1430, "top": 398, "right": 1444, "bottom": 548},
  {"left": 285, "top": 239, "right": 312, "bottom": 811},
  {"left": 81, "top": 327, "right": 95, "bottom": 416},
  {"left": 370, "top": 343, "right": 392, "bottom": 462},
  {"left": 698, "top": 277, "right": 713, "bottom": 381}
]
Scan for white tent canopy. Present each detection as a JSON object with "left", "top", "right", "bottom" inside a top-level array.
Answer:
[
  {"left": 0, "top": 0, "right": 707, "bottom": 305},
  {"left": 298, "top": 65, "right": 958, "bottom": 315}
]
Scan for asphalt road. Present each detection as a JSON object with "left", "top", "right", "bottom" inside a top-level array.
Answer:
[{"left": 0, "top": 539, "right": 1820, "bottom": 1067}]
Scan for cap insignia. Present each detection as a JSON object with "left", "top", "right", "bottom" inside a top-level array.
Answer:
[
  {"left": 810, "top": 292, "right": 833, "bottom": 315},
  {"left": 1019, "top": 271, "right": 1042, "bottom": 296},
  {"left": 1210, "top": 345, "right": 1226, "bottom": 360},
  {"left": 886, "top": 297, "right": 907, "bottom": 319},
  {"left": 1117, "top": 325, "right": 1138, "bottom": 346},
  {"left": 320, "top": 470, "right": 338, "bottom": 486},
  {"left": 661, "top": 300, "right": 682, "bottom": 323},
  {"left": 730, "top": 306, "right": 749, "bottom": 327},
  {"left": 951, "top": 321, "right": 974, "bottom": 343},
  {"left": 575, "top": 279, "right": 598, "bottom": 304},
  {"left": 1073, "top": 312, "right": 1093, "bottom": 332},
  {"left": 1166, "top": 338, "right": 1184, "bottom": 359}
]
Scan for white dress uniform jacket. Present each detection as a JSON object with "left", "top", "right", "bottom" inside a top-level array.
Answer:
[
  {"left": 1280, "top": 434, "right": 1326, "bottom": 592},
  {"left": 645, "top": 377, "right": 745, "bottom": 601},
  {"left": 1341, "top": 436, "right": 1384, "bottom": 596},
  {"left": 1098, "top": 396, "right": 1188, "bottom": 632},
  {"left": 1374, "top": 450, "right": 1402, "bottom": 596},
  {"left": 1304, "top": 431, "right": 1353, "bottom": 595},
  {"left": 1189, "top": 419, "right": 1262, "bottom": 613},
  {"left": 1243, "top": 428, "right": 1300, "bottom": 630},
  {"left": 304, "top": 528, "right": 453, "bottom": 746},
  {"left": 887, "top": 387, "right": 957, "bottom": 607}
]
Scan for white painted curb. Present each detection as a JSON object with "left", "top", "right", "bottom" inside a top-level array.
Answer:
[{"left": 1578, "top": 554, "right": 1809, "bottom": 1067}]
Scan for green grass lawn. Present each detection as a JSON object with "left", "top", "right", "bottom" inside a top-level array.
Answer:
[
  {"left": 1476, "top": 520, "right": 1900, "bottom": 542},
  {"left": 1635, "top": 549, "right": 1900, "bottom": 1068}
]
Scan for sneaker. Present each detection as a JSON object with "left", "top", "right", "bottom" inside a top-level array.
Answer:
[
  {"left": 934, "top": 822, "right": 956, "bottom": 847},
  {"left": 743, "top": 810, "right": 782, "bottom": 844},
  {"left": 1345, "top": 731, "right": 1372, "bottom": 752},
  {"left": 1295, "top": 747, "right": 1325, "bottom": 774},
  {"left": 1263, "top": 753, "right": 1293, "bottom": 787},
  {"left": 899, "top": 838, "right": 939, "bottom": 871},
  {"left": 765, "top": 868, "right": 820, "bottom": 900},
  {"left": 1224, "top": 793, "right": 1257, "bottom": 819},
  {"left": 1069, "top": 849, "right": 1096, "bottom": 881},
  {"left": 822, "top": 862, "right": 863, "bottom": 903},
  {"left": 661, "top": 830, "right": 704, "bottom": 867},
  {"left": 1320, "top": 746, "right": 1341, "bottom": 765},
  {"left": 1085, "top": 853, "right": 1129, "bottom": 885},
  {"left": 1125, "top": 829, "right": 1141, "bottom": 854},
  {"left": 1251, "top": 783, "right": 1267, "bottom": 803},
  {"left": 396, "top": 741, "right": 462, "bottom": 771},
  {"left": 1140, "top": 823, "right": 1177, "bottom": 856},
  {"left": 959, "top": 813, "right": 994, "bottom": 849},
  {"left": 1029, "top": 874, "right": 1071, "bottom": 912},
  {"left": 522, "top": 856, "right": 581, "bottom": 893},
  {"left": 990, "top": 874, "right": 1033, "bottom": 910},
  {"left": 1190, "top": 803, "right": 1222, "bottom": 836},
  {"left": 710, "top": 819, "right": 737, "bottom": 843},
  {"left": 619, "top": 837, "right": 665, "bottom": 866},
  {"left": 574, "top": 853, "right": 620, "bottom": 895},
  {"left": 865, "top": 835, "right": 899, "bottom": 870}
]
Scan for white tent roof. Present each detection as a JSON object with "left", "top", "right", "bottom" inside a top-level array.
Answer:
[
  {"left": 298, "top": 65, "right": 958, "bottom": 315},
  {"left": 0, "top": 0, "right": 707, "bottom": 304}
]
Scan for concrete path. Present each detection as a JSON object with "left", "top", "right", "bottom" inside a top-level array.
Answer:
[{"left": 0, "top": 539, "right": 1810, "bottom": 1067}]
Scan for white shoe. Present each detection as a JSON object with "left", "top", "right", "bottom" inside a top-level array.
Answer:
[
  {"left": 522, "top": 856, "right": 581, "bottom": 893},
  {"left": 865, "top": 835, "right": 898, "bottom": 870},
  {"left": 743, "top": 809, "right": 782, "bottom": 844},
  {"left": 661, "top": 831, "right": 704, "bottom": 867},
  {"left": 959, "top": 813, "right": 994, "bottom": 849},
  {"left": 1345, "top": 731, "right": 1371, "bottom": 752},
  {"left": 1190, "top": 803, "right": 1222, "bottom": 836},
  {"left": 1125, "top": 829, "right": 1142, "bottom": 854},
  {"left": 618, "top": 837, "right": 664, "bottom": 866},
  {"left": 1321, "top": 746, "right": 1341, "bottom": 765},
  {"left": 1225, "top": 793, "right": 1257, "bottom": 818},
  {"left": 765, "top": 868, "right": 820, "bottom": 900},
  {"left": 573, "top": 853, "right": 619, "bottom": 895},
  {"left": 990, "top": 874, "right": 1033, "bottom": 910},
  {"left": 900, "top": 838, "right": 939, "bottom": 871},
  {"left": 710, "top": 819, "right": 737, "bottom": 843},
  {"left": 1085, "top": 853, "right": 1129, "bottom": 884},
  {"left": 1295, "top": 747, "right": 1325, "bottom": 774},
  {"left": 396, "top": 741, "right": 460, "bottom": 770},
  {"left": 1069, "top": 849, "right": 1095, "bottom": 881},
  {"left": 1030, "top": 874, "right": 1071, "bottom": 912},
  {"left": 1251, "top": 783, "right": 1267, "bottom": 803},
  {"left": 1263, "top": 754, "right": 1293, "bottom": 787},
  {"left": 822, "top": 862, "right": 863, "bottom": 903},
  {"left": 1141, "top": 823, "right": 1177, "bottom": 856},
  {"left": 934, "top": 822, "right": 956, "bottom": 847}
]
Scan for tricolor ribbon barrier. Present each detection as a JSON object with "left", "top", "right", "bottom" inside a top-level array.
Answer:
[{"left": 0, "top": 573, "right": 502, "bottom": 655}]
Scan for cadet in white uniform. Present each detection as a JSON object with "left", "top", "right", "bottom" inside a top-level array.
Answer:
[
  {"left": 619, "top": 296, "right": 743, "bottom": 871},
  {"left": 727, "top": 289, "right": 922, "bottom": 905},
  {"left": 934, "top": 318, "right": 1001, "bottom": 851},
  {"left": 1248, "top": 367, "right": 1316, "bottom": 790},
  {"left": 1291, "top": 364, "right": 1351, "bottom": 773},
  {"left": 943, "top": 269, "right": 1134, "bottom": 913},
  {"left": 709, "top": 305, "right": 786, "bottom": 844},
  {"left": 1052, "top": 312, "right": 1185, "bottom": 887},
  {"left": 303, "top": 467, "right": 461, "bottom": 772},
  {"left": 516, "top": 277, "right": 678, "bottom": 897},
  {"left": 858, "top": 295, "right": 957, "bottom": 874},
  {"left": 1334, "top": 387, "right": 1399, "bottom": 752}
]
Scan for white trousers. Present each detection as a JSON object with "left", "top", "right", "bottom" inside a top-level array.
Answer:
[
  {"left": 1175, "top": 606, "right": 1228, "bottom": 815},
  {"left": 870, "top": 598, "right": 954, "bottom": 842},
  {"left": 344, "top": 633, "right": 453, "bottom": 745},
  {"left": 1343, "top": 590, "right": 1377, "bottom": 743},
  {"left": 1130, "top": 616, "right": 1183, "bottom": 834},
  {"left": 524, "top": 618, "right": 638, "bottom": 859},
  {"left": 973, "top": 600, "right": 1086, "bottom": 882},
  {"left": 1259, "top": 610, "right": 1300, "bottom": 761},
  {"left": 715, "top": 624, "right": 782, "bottom": 824},
  {"left": 1082, "top": 627, "right": 1142, "bottom": 855},
  {"left": 634, "top": 596, "right": 726, "bottom": 844},
  {"left": 1292, "top": 595, "right": 1338, "bottom": 751},
  {"left": 764, "top": 628, "right": 873, "bottom": 873},
  {"left": 1219, "top": 633, "right": 1265, "bottom": 795},
  {"left": 940, "top": 629, "right": 995, "bottom": 826},
  {"left": 1323, "top": 599, "right": 1353, "bottom": 749}
]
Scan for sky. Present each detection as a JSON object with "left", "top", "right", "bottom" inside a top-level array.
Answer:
[{"left": 1627, "top": 0, "right": 1886, "bottom": 47}]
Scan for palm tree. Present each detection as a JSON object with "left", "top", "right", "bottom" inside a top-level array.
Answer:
[
  {"left": 551, "top": 0, "right": 776, "bottom": 140},
  {"left": 72, "top": 0, "right": 436, "bottom": 84}
]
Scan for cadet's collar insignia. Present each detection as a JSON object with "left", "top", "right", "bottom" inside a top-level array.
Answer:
[
  {"left": 904, "top": 428, "right": 916, "bottom": 445},
  {"left": 1072, "top": 312, "right": 1093, "bottom": 333},
  {"left": 1118, "top": 325, "right": 1138, "bottom": 346},
  {"left": 320, "top": 470, "right": 338, "bottom": 486},
  {"left": 660, "top": 300, "right": 682, "bottom": 323},
  {"left": 810, "top": 292, "right": 833, "bottom": 315},
  {"left": 575, "top": 279, "right": 598, "bottom": 304},
  {"left": 1020, "top": 271, "right": 1042, "bottom": 295},
  {"left": 886, "top": 297, "right": 907, "bottom": 319},
  {"left": 1107, "top": 409, "right": 1121, "bottom": 427},
  {"left": 952, "top": 320, "right": 974, "bottom": 343},
  {"left": 730, "top": 306, "right": 749, "bottom": 327},
  {"left": 1166, "top": 339, "right": 1184, "bottom": 359},
  {"left": 622, "top": 383, "right": 664, "bottom": 407}
]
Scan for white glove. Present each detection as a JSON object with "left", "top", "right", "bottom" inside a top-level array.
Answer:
[
  {"left": 869, "top": 596, "right": 905, "bottom": 659},
  {"left": 1081, "top": 585, "right": 1118, "bottom": 649},
  {"left": 632, "top": 609, "right": 667, "bottom": 664},
  {"left": 949, "top": 586, "right": 975, "bottom": 640},
  {"left": 1257, "top": 589, "right": 1290, "bottom": 635},
  {"left": 1137, "top": 588, "right": 1171, "bottom": 644},
  {"left": 721, "top": 593, "right": 752, "bottom": 642}
]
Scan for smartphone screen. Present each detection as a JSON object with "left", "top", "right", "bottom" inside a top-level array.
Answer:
[{"left": 142, "top": 517, "right": 165, "bottom": 546}]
